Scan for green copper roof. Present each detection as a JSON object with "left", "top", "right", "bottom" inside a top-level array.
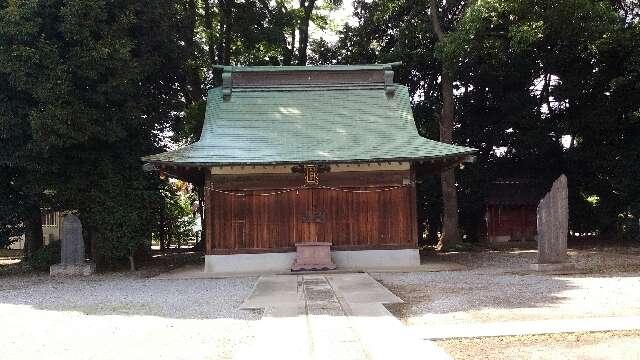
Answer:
[{"left": 143, "top": 85, "right": 475, "bottom": 166}]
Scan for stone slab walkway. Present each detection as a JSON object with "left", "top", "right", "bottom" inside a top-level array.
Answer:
[
  {"left": 152, "top": 262, "right": 466, "bottom": 280},
  {"left": 235, "top": 273, "right": 450, "bottom": 360}
]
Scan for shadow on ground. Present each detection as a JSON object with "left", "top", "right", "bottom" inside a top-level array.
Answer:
[{"left": 376, "top": 248, "right": 640, "bottom": 322}]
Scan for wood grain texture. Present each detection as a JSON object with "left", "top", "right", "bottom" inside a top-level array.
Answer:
[
  {"left": 205, "top": 171, "right": 417, "bottom": 253},
  {"left": 233, "top": 70, "right": 384, "bottom": 87},
  {"left": 487, "top": 205, "right": 537, "bottom": 241},
  {"left": 211, "top": 170, "right": 408, "bottom": 190}
]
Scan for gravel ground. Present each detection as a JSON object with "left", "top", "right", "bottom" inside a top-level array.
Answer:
[
  {"left": 2, "top": 247, "right": 639, "bottom": 359},
  {"left": 374, "top": 249, "right": 640, "bottom": 325},
  {"left": 433, "top": 247, "right": 640, "bottom": 273},
  {"left": 373, "top": 248, "right": 640, "bottom": 360},
  {"left": 437, "top": 331, "right": 640, "bottom": 360},
  {"left": 0, "top": 274, "right": 260, "bottom": 360}
]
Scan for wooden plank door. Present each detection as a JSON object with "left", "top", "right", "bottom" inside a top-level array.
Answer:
[{"left": 294, "top": 188, "right": 316, "bottom": 242}]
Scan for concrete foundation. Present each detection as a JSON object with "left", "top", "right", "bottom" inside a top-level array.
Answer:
[
  {"left": 204, "top": 252, "right": 296, "bottom": 273},
  {"left": 204, "top": 248, "right": 420, "bottom": 274},
  {"left": 331, "top": 249, "right": 420, "bottom": 269}
]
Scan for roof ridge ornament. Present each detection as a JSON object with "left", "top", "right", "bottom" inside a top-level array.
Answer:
[
  {"left": 384, "top": 70, "right": 395, "bottom": 96},
  {"left": 222, "top": 71, "right": 232, "bottom": 100}
]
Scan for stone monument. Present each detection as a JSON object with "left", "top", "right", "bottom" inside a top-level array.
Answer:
[
  {"left": 50, "top": 214, "right": 95, "bottom": 276},
  {"left": 530, "top": 175, "right": 574, "bottom": 271}
]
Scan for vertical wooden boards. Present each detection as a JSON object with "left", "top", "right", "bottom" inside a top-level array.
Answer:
[{"left": 205, "top": 171, "right": 417, "bottom": 253}]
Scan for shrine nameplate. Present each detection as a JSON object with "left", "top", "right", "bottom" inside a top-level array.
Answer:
[{"left": 302, "top": 209, "right": 326, "bottom": 223}]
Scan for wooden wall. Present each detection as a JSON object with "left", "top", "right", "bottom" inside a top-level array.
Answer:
[
  {"left": 205, "top": 170, "right": 417, "bottom": 254},
  {"left": 232, "top": 70, "right": 384, "bottom": 88},
  {"left": 486, "top": 205, "right": 537, "bottom": 242}
]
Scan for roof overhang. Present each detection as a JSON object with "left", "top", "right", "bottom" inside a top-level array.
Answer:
[{"left": 143, "top": 152, "right": 476, "bottom": 177}]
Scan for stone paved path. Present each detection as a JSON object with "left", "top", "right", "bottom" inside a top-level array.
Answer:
[{"left": 234, "top": 273, "right": 450, "bottom": 360}]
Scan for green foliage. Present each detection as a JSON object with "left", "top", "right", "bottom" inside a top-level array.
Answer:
[
  {"left": 0, "top": 0, "right": 187, "bottom": 265},
  {"left": 0, "top": 168, "right": 25, "bottom": 248},
  {"left": 27, "top": 241, "right": 61, "bottom": 272},
  {"left": 156, "top": 181, "right": 197, "bottom": 247},
  {"left": 321, "top": 0, "right": 640, "bottom": 241},
  {"left": 1, "top": 0, "right": 638, "bottom": 263}
]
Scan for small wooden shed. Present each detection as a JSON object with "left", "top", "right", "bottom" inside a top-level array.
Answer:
[
  {"left": 144, "top": 64, "right": 475, "bottom": 272},
  {"left": 485, "top": 179, "right": 546, "bottom": 243}
]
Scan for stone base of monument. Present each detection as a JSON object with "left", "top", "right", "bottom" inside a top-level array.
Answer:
[
  {"left": 529, "top": 262, "right": 576, "bottom": 272},
  {"left": 50, "top": 263, "right": 96, "bottom": 277},
  {"left": 291, "top": 242, "right": 336, "bottom": 271}
]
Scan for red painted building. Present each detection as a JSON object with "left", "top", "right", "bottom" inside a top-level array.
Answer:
[{"left": 485, "top": 179, "right": 546, "bottom": 243}]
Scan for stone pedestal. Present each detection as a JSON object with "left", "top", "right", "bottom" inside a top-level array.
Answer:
[
  {"left": 291, "top": 242, "right": 336, "bottom": 271},
  {"left": 50, "top": 263, "right": 96, "bottom": 277}
]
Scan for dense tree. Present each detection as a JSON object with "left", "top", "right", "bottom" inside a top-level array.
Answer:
[
  {"left": 1, "top": 0, "right": 638, "bottom": 263},
  {"left": 317, "top": 0, "right": 639, "bottom": 243},
  {"left": 0, "top": 0, "right": 187, "bottom": 266}
]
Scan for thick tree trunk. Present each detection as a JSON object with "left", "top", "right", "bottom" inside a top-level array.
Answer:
[
  {"left": 23, "top": 199, "right": 43, "bottom": 258},
  {"left": 430, "top": 0, "right": 461, "bottom": 248},
  {"left": 216, "top": 0, "right": 225, "bottom": 63},
  {"left": 183, "top": 0, "right": 203, "bottom": 103},
  {"left": 281, "top": 28, "right": 295, "bottom": 66},
  {"left": 201, "top": 0, "right": 217, "bottom": 66},
  {"left": 440, "top": 168, "right": 460, "bottom": 247},
  {"left": 296, "top": 0, "right": 316, "bottom": 65},
  {"left": 218, "top": 0, "right": 233, "bottom": 65}
]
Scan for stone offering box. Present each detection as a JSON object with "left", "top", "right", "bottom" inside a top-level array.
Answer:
[{"left": 291, "top": 242, "right": 336, "bottom": 271}]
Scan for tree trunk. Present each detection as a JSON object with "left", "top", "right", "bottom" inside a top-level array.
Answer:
[
  {"left": 201, "top": 0, "right": 217, "bottom": 66},
  {"left": 217, "top": 0, "right": 233, "bottom": 65},
  {"left": 216, "top": 0, "right": 225, "bottom": 63},
  {"left": 88, "top": 226, "right": 104, "bottom": 271},
  {"left": 289, "top": 28, "right": 296, "bottom": 65},
  {"left": 128, "top": 254, "right": 135, "bottom": 271},
  {"left": 430, "top": 0, "right": 461, "bottom": 249},
  {"left": 159, "top": 204, "right": 166, "bottom": 253},
  {"left": 23, "top": 198, "right": 43, "bottom": 258},
  {"left": 296, "top": 0, "right": 316, "bottom": 65},
  {"left": 183, "top": 0, "right": 203, "bottom": 104}
]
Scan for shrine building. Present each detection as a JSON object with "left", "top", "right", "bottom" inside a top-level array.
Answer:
[{"left": 143, "top": 64, "right": 475, "bottom": 273}]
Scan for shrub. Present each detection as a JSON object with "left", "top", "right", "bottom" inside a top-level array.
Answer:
[{"left": 28, "top": 241, "right": 61, "bottom": 271}]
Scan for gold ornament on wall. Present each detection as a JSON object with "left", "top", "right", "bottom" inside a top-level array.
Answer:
[{"left": 304, "top": 164, "right": 319, "bottom": 186}]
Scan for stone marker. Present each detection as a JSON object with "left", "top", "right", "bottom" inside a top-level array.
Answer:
[
  {"left": 50, "top": 214, "right": 95, "bottom": 276},
  {"left": 531, "top": 175, "right": 574, "bottom": 271}
]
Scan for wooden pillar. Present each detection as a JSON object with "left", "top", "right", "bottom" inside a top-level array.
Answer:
[
  {"left": 204, "top": 171, "right": 212, "bottom": 255},
  {"left": 409, "top": 165, "right": 418, "bottom": 246}
]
